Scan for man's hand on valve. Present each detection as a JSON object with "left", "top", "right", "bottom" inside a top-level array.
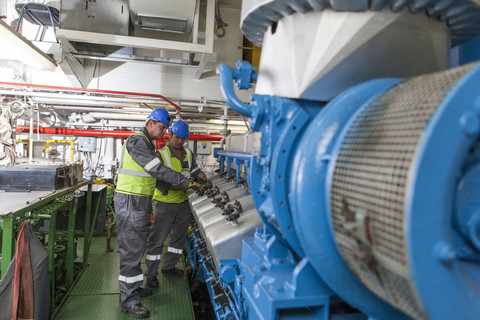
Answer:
[{"left": 188, "top": 181, "right": 206, "bottom": 196}]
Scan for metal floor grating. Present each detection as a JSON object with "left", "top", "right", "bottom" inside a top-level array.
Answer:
[{"left": 54, "top": 237, "right": 195, "bottom": 320}]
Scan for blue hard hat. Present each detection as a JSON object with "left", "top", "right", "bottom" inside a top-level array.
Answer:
[
  {"left": 147, "top": 109, "right": 171, "bottom": 126},
  {"left": 171, "top": 120, "right": 190, "bottom": 139}
]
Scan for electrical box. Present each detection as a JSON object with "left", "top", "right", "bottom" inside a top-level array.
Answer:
[
  {"left": 196, "top": 141, "right": 211, "bottom": 155},
  {"left": 78, "top": 137, "right": 96, "bottom": 152}
]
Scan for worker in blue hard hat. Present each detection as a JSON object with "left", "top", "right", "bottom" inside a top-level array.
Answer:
[
  {"left": 114, "top": 110, "right": 205, "bottom": 318},
  {"left": 144, "top": 120, "right": 207, "bottom": 287}
]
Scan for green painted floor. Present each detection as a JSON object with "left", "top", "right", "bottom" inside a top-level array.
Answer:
[{"left": 53, "top": 237, "right": 195, "bottom": 320}]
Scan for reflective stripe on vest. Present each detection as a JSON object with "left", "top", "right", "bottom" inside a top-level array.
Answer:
[
  {"left": 115, "top": 132, "right": 157, "bottom": 197},
  {"left": 152, "top": 146, "right": 192, "bottom": 203},
  {"left": 160, "top": 148, "right": 172, "bottom": 168}
]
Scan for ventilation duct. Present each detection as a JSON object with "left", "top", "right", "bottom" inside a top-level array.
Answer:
[{"left": 129, "top": 0, "right": 197, "bottom": 33}]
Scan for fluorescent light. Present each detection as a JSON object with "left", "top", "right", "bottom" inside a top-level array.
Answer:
[{"left": 0, "top": 20, "right": 56, "bottom": 71}]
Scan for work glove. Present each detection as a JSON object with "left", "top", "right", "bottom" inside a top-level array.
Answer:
[{"left": 188, "top": 181, "right": 206, "bottom": 196}]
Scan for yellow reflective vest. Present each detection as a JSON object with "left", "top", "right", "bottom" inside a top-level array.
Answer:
[
  {"left": 153, "top": 145, "right": 193, "bottom": 203},
  {"left": 115, "top": 132, "right": 157, "bottom": 197}
]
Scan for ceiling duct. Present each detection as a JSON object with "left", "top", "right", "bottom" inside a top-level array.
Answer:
[
  {"left": 129, "top": 0, "right": 197, "bottom": 33},
  {"left": 60, "top": 0, "right": 129, "bottom": 35},
  {"left": 53, "top": 0, "right": 214, "bottom": 85}
]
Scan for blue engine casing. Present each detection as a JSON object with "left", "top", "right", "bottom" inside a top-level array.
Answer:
[{"left": 187, "top": 60, "right": 480, "bottom": 320}]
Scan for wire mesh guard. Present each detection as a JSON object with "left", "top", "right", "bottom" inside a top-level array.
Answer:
[{"left": 330, "top": 63, "right": 476, "bottom": 320}]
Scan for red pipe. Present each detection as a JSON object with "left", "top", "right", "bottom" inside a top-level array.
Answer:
[
  {"left": 17, "top": 126, "right": 133, "bottom": 138},
  {"left": 16, "top": 126, "right": 223, "bottom": 141},
  {"left": 0, "top": 81, "right": 182, "bottom": 113},
  {"left": 184, "top": 134, "right": 223, "bottom": 141}
]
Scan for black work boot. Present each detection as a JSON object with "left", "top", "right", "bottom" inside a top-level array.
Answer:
[
  {"left": 161, "top": 267, "right": 183, "bottom": 276},
  {"left": 146, "top": 276, "right": 159, "bottom": 288},
  {"left": 138, "top": 287, "right": 153, "bottom": 298},
  {"left": 121, "top": 303, "right": 150, "bottom": 318}
]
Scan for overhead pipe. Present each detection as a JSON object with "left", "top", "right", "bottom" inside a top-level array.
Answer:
[
  {"left": 86, "top": 112, "right": 147, "bottom": 121},
  {"left": 0, "top": 81, "right": 237, "bottom": 113},
  {"left": 70, "top": 124, "right": 246, "bottom": 135},
  {"left": 0, "top": 92, "right": 229, "bottom": 111},
  {"left": 45, "top": 105, "right": 154, "bottom": 113},
  {"left": 16, "top": 126, "right": 223, "bottom": 140},
  {"left": 60, "top": 121, "right": 247, "bottom": 134},
  {"left": 0, "top": 91, "right": 171, "bottom": 107},
  {"left": 17, "top": 126, "right": 133, "bottom": 138},
  {"left": 0, "top": 81, "right": 182, "bottom": 113}
]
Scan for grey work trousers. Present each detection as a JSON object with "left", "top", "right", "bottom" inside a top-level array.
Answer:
[
  {"left": 145, "top": 201, "right": 191, "bottom": 277},
  {"left": 114, "top": 192, "right": 152, "bottom": 308}
]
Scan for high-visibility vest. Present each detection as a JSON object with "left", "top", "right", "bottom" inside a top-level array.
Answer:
[
  {"left": 153, "top": 145, "right": 192, "bottom": 203},
  {"left": 115, "top": 132, "right": 157, "bottom": 197}
]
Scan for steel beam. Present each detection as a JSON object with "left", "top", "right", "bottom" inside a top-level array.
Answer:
[{"left": 56, "top": 29, "right": 214, "bottom": 54}]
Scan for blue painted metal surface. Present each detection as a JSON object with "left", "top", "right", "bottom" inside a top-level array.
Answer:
[
  {"left": 216, "top": 63, "right": 259, "bottom": 119},
  {"left": 406, "top": 64, "right": 480, "bottom": 320},
  {"left": 246, "top": 95, "right": 324, "bottom": 258},
  {"left": 457, "top": 36, "right": 480, "bottom": 65},
  {"left": 288, "top": 78, "right": 409, "bottom": 320},
  {"left": 189, "top": 214, "right": 337, "bottom": 320},
  {"left": 217, "top": 63, "right": 325, "bottom": 258},
  {"left": 217, "top": 150, "right": 253, "bottom": 162},
  {"left": 215, "top": 150, "right": 253, "bottom": 182},
  {"left": 455, "top": 164, "right": 480, "bottom": 251},
  {"left": 237, "top": 229, "right": 334, "bottom": 320},
  {"left": 219, "top": 155, "right": 225, "bottom": 173},
  {"left": 216, "top": 61, "right": 408, "bottom": 319},
  {"left": 215, "top": 61, "right": 389, "bottom": 319},
  {"left": 214, "top": 58, "right": 480, "bottom": 319},
  {"left": 187, "top": 227, "right": 240, "bottom": 320},
  {"left": 226, "top": 157, "right": 233, "bottom": 177}
]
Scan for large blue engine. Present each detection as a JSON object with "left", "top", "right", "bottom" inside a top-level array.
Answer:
[{"left": 187, "top": 1, "right": 480, "bottom": 319}]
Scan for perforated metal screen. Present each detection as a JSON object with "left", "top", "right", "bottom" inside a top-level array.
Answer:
[{"left": 330, "top": 64, "right": 476, "bottom": 320}]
